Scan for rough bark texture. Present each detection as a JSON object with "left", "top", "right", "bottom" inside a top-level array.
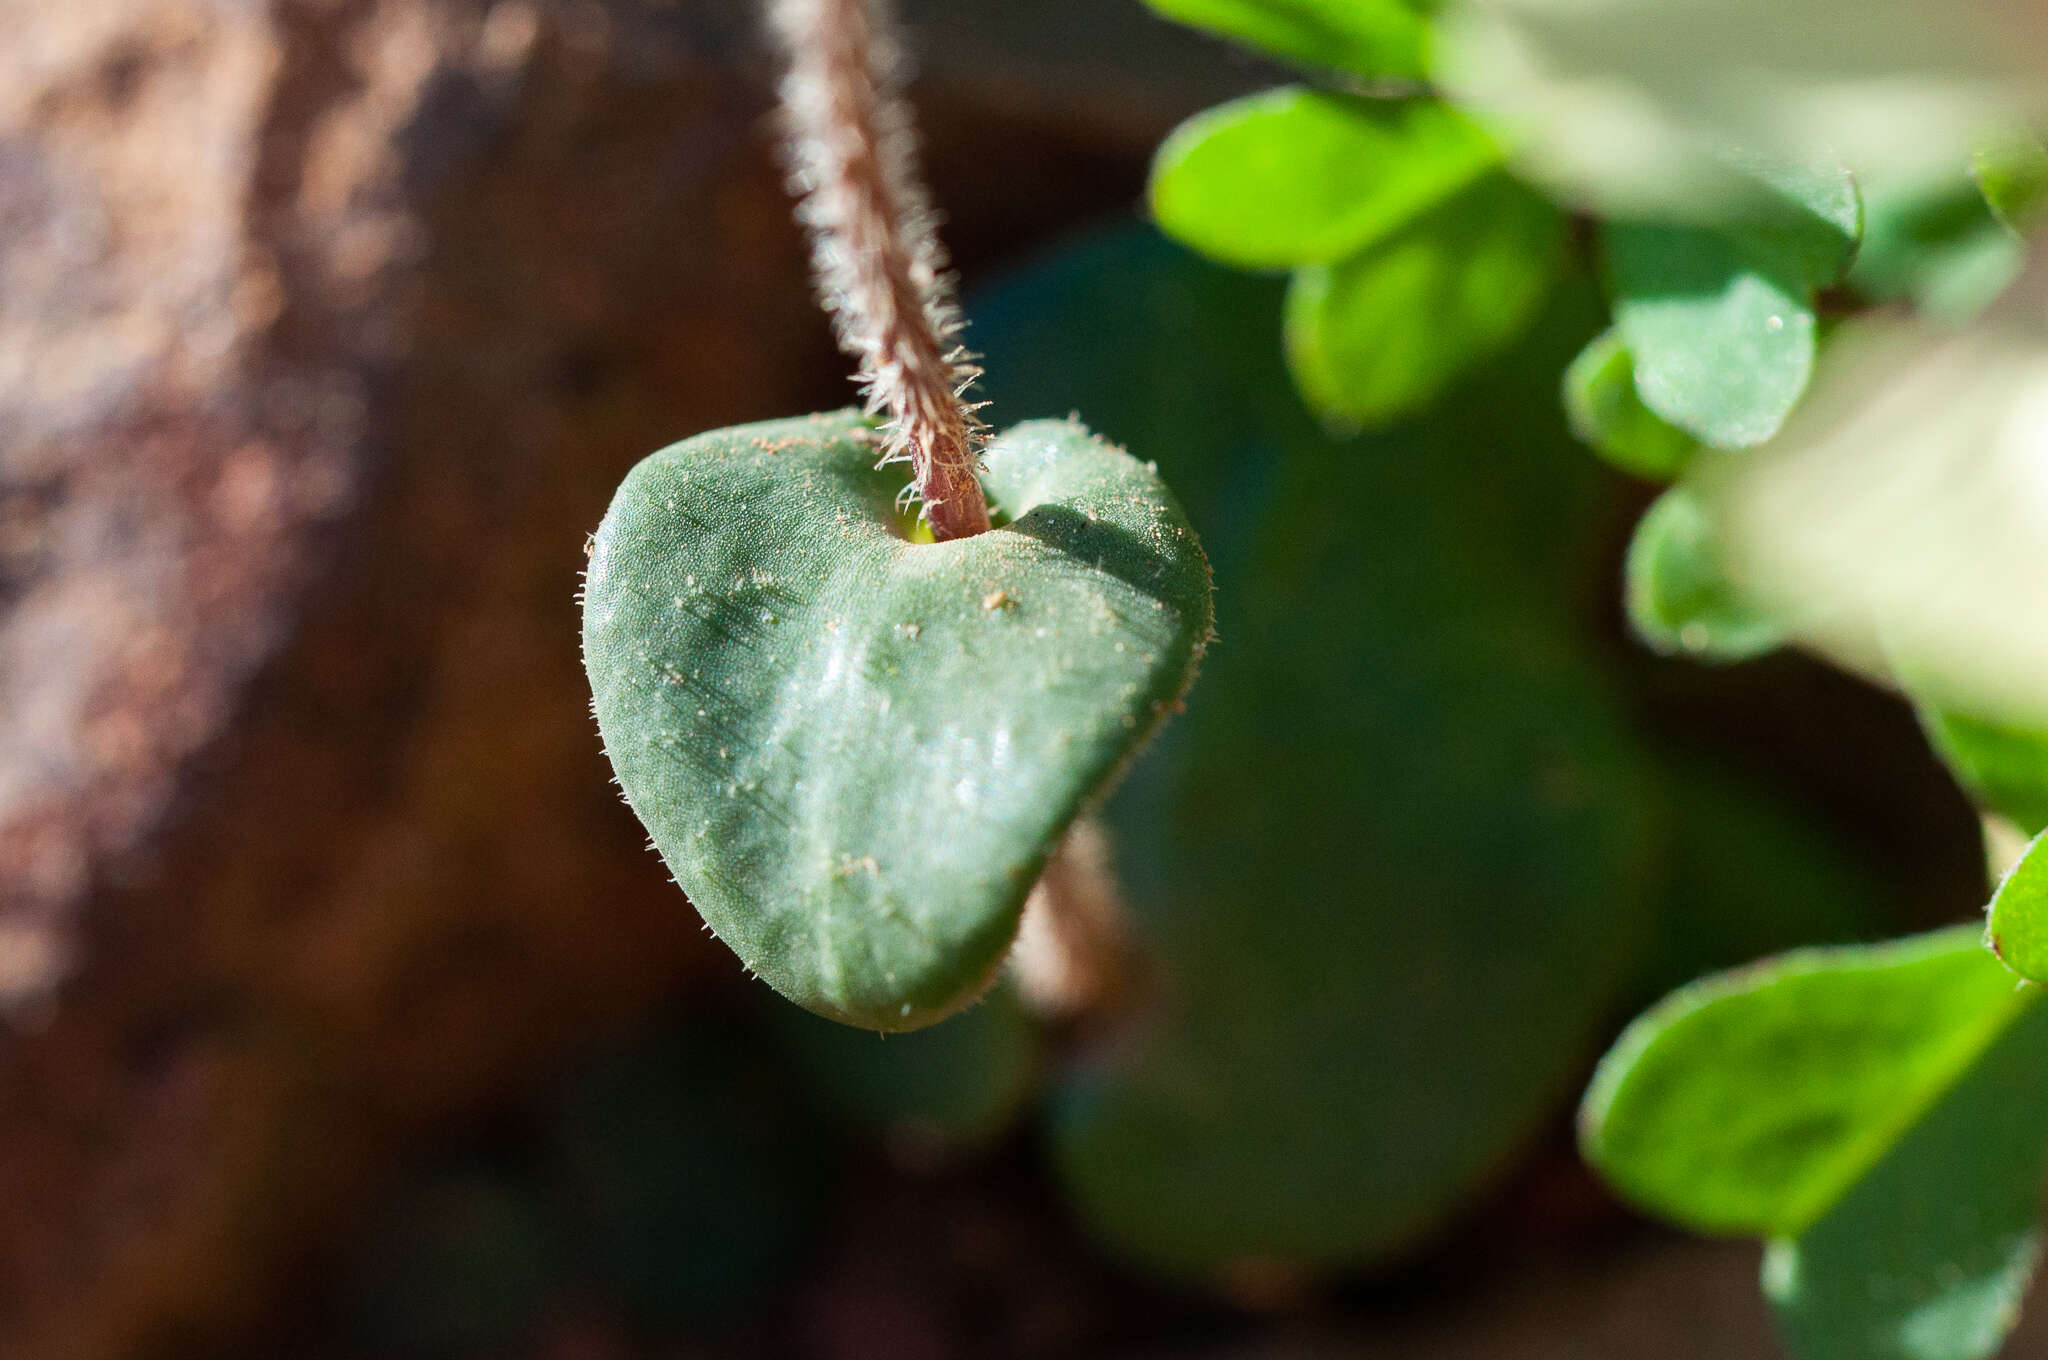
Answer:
[{"left": 0, "top": 1, "right": 1195, "bottom": 1353}]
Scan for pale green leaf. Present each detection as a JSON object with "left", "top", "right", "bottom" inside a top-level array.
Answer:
[
  {"left": 1562, "top": 327, "right": 1698, "bottom": 480},
  {"left": 1625, "top": 486, "right": 1784, "bottom": 661},
  {"left": 1975, "top": 133, "right": 2048, "bottom": 234},
  {"left": 1606, "top": 222, "right": 1818, "bottom": 449}
]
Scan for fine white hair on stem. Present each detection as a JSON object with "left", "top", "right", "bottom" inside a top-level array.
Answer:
[{"left": 769, "top": 0, "right": 992, "bottom": 541}]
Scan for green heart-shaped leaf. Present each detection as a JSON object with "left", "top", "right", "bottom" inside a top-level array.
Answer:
[
  {"left": 583, "top": 413, "right": 1213, "bottom": 1031},
  {"left": 1605, "top": 222, "right": 1821, "bottom": 450}
]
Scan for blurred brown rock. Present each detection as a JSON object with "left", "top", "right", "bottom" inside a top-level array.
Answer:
[{"left": 0, "top": 0, "right": 1235, "bottom": 1353}]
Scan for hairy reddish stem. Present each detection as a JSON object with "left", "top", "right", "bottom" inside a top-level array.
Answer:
[{"left": 772, "top": 0, "right": 992, "bottom": 541}]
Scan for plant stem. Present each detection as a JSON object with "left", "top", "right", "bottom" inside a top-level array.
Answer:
[
  {"left": 1010, "top": 821, "right": 1140, "bottom": 1025},
  {"left": 771, "top": 0, "right": 992, "bottom": 541}
]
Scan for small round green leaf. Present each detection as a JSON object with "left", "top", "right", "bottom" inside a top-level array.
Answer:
[
  {"left": 1582, "top": 927, "right": 2034, "bottom": 1238},
  {"left": 1285, "top": 172, "right": 1562, "bottom": 426},
  {"left": 1151, "top": 89, "right": 1501, "bottom": 270},
  {"left": 1988, "top": 831, "right": 2048, "bottom": 983},
  {"left": 1562, "top": 327, "right": 1698, "bottom": 480},
  {"left": 1624, "top": 486, "right": 1785, "bottom": 661},
  {"left": 583, "top": 414, "right": 1213, "bottom": 1031},
  {"left": 1145, "top": 0, "right": 1432, "bottom": 79},
  {"left": 1974, "top": 133, "right": 2048, "bottom": 234},
  {"left": 1606, "top": 221, "right": 1819, "bottom": 450}
]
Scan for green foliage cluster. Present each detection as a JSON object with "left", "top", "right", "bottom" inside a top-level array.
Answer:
[
  {"left": 1121, "top": 3, "right": 2048, "bottom": 1357},
  {"left": 1133, "top": 3, "right": 2048, "bottom": 1355}
]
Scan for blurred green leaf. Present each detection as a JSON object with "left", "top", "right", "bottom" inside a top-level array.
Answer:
[
  {"left": 1723, "top": 151, "right": 1863, "bottom": 285},
  {"left": 1605, "top": 223, "right": 1819, "bottom": 449},
  {"left": 1562, "top": 327, "right": 1698, "bottom": 480},
  {"left": 1919, "top": 706, "right": 2048, "bottom": 837},
  {"left": 1767, "top": 984, "right": 2048, "bottom": 1360},
  {"left": 1625, "top": 486, "right": 1784, "bottom": 661},
  {"left": 1661, "top": 313, "right": 2048, "bottom": 730},
  {"left": 1851, "top": 170, "right": 2020, "bottom": 323},
  {"left": 976, "top": 226, "right": 1658, "bottom": 1273},
  {"left": 1989, "top": 832, "right": 2048, "bottom": 983},
  {"left": 1975, "top": 134, "right": 2048, "bottom": 234},
  {"left": 1603, "top": 159, "right": 1858, "bottom": 449},
  {"left": 1590, "top": 922, "right": 2048, "bottom": 1360},
  {"left": 1151, "top": 90, "right": 1500, "bottom": 270},
  {"left": 1583, "top": 927, "right": 2030, "bottom": 1237},
  {"left": 770, "top": 986, "right": 1041, "bottom": 1149},
  {"left": 1286, "top": 172, "right": 1562, "bottom": 425},
  {"left": 1145, "top": 0, "right": 1432, "bottom": 79}
]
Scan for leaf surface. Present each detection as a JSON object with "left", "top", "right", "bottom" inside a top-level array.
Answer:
[
  {"left": 1625, "top": 485, "right": 1785, "bottom": 661},
  {"left": 1285, "top": 172, "right": 1562, "bottom": 425},
  {"left": 1563, "top": 327, "right": 1697, "bottom": 480},
  {"left": 1151, "top": 89, "right": 1499, "bottom": 270},
  {"left": 584, "top": 415, "right": 1212, "bottom": 1030},
  {"left": 1989, "top": 832, "right": 2048, "bottom": 984},
  {"left": 1604, "top": 159, "right": 1858, "bottom": 449},
  {"left": 1583, "top": 927, "right": 2032, "bottom": 1238},
  {"left": 1975, "top": 134, "right": 2048, "bottom": 235},
  {"left": 1606, "top": 223, "right": 1818, "bottom": 449},
  {"left": 1766, "top": 987, "right": 2048, "bottom": 1360}
]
